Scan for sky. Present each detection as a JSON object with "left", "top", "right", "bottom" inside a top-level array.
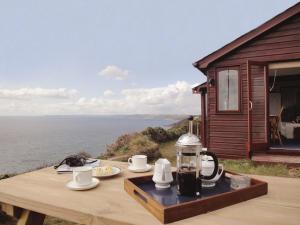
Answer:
[{"left": 0, "top": 0, "right": 298, "bottom": 115}]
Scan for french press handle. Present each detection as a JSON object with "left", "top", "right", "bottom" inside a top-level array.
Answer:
[{"left": 200, "top": 151, "right": 219, "bottom": 180}]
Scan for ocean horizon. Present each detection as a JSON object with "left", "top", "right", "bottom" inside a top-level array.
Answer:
[{"left": 0, "top": 115, "right": 182, "bottom": 175}]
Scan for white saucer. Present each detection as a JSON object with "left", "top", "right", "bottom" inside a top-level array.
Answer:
[
  {"left": 66, "top": 178, "right": 99, "bottom": 191},
  {"left": 128, "top": 164, "right": 152, "bottom": 173}
]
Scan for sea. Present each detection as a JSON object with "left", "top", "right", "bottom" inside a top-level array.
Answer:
[{"left": 0, "top": 115, "right": 178, "bottom": 175}]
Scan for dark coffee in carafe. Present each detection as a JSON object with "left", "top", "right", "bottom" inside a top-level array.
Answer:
[{"left": 177, "top": 166, "right": 200, "bottom": 196}]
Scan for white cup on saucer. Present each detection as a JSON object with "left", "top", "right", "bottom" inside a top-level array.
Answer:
[
  {"left": 73, "top": 166, "right": 93, "bottom": 186},
  {"left": 152, "top": 158, "right": 173, "bottom": 189},
  {"left": 66, "top": 166, "right": 99, "bottom": 191},
  {"left": 128, "top": 155, "right": 147, "bottom": 170}
]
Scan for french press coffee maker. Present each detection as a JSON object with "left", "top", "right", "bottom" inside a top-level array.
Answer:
[{"left": 175, "top": 116, "right": 218, "bottom": 197}]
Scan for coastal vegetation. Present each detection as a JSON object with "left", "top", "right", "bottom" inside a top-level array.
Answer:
[{"left": 99, "top": 118, "right": 189, "bottom": 162}]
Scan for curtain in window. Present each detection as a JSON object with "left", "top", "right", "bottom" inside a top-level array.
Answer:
[{"left": 218, "top": 69, "right": 239, "bottom": 111}]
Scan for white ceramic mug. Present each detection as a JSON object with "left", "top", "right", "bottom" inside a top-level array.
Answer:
[
  {"left": 128, "top": 155, "right": 147, "bottom": 169},
  {"left": 73, "top": 166, "right": 92, "bottom": 186},
  {"left": 152, "top": 158, "right": 173, "bottom": 189}
]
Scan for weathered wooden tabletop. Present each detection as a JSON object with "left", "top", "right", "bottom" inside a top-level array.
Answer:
[{"left": 0, "top": 160, "right": 299, "bottom": 225}]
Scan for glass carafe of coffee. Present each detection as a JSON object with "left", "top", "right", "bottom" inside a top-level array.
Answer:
[{"left": 176, "top": 116, "right": 218, "bottom": 197}]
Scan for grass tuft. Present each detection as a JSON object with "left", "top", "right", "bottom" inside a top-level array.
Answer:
[{"left": 220, "top": 159, "right": 290, "bottom": 177}]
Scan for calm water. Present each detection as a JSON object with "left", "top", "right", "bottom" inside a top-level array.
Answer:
[{"left": 0, "top": 116, "right": 174, "bottom": 174}]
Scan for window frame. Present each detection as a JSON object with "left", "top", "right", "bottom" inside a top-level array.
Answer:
[{"left": 216, "top": 66, "right": 241, "bottom": 114}]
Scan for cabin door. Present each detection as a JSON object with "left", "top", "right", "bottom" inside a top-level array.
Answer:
[{"left": 247, "top": 61, "right": 269, "bottom": 156}]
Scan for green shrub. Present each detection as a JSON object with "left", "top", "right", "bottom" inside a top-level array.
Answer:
[
  {"left": 142, "top": 127, "right": 169, "bottom": 143},
  {"left": 106, "top": 133, "right": 137, "bottom": 156},
  {"left": 104, "top": 132, "right": 161, "bottom": 161},
  {"left": 128, "top": 134, "right": 161, "bottom": 161},
  {"left": 166, "top": 126, "right": 187, "bottom": 140},
  {"left": 142, "top": 125, "right": 188, "bottom": 144}
]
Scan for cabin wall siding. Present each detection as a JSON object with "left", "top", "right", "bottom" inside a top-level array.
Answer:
[{"left": 205, "top": 13, "right": 300, "bottom": 158}]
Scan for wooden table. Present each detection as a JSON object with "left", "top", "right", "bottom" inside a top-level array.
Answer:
[{"left": 0, "top": 160, "right": 299, "bottom": 225}]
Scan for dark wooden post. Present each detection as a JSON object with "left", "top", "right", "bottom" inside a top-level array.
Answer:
[{"left": 201, "top": 90, "right": 207, "bottom": 147}]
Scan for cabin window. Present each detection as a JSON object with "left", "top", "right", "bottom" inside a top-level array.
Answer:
[{"left": 217, "top": 68, "right": 240, "bottom": 112}]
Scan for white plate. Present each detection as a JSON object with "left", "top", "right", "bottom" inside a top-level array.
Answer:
[
  {"left": 66, "top": 178, "right": 99, "bottom": 191},
  {"left": 92, "top": 166, "right": 121, "bottom": 178},
  {"left": 128, "top": 164, "right": 152, "bottom": 173}
]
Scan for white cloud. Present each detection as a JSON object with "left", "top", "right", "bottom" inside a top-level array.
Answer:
[
  {"left": 103, "top": 90, "right": 114, "bottom": 97},
  {"left": 0, "top": 81, "right": 200, "bottom": 115},
  {"left": 73, "top": 81, "right": 199, "bottom": 114},
  {"left": 0, "top": 88, "right": 78, "bottom": 99},
  {"left": 121, "top": 81, "right": 190, "bottom": 106},
  {"left": 99, "top": 65, "right": 129, "bottom": 80}
]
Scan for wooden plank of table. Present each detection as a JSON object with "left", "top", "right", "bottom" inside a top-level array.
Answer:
[
  {"left": 0, "top": 160, "right": 299, "bottom": 225},
  {"left": 1, "top": 202, "right": 23, "bottom": 218},
  {"left": 0, "top": 161, "right": 159, "bottom": 225},
  {"left": 16, "top": 209, "right": 45, "bottom": 225},
  {"left": 1, "top": 202, "right": 45, "bottom": 225}
]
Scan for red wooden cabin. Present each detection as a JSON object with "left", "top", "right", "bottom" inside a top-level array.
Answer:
[{"left": 193, "top": 3, "right": 300, "bottom": 159}]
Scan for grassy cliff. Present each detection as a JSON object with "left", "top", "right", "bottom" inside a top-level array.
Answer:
[{"left": 99, "top": 118, "right": 189, "bottom": 162}]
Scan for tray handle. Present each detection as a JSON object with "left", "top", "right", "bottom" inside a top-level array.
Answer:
[{"left": 134, "top": 189, "right": 148, "bottom": 203}]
